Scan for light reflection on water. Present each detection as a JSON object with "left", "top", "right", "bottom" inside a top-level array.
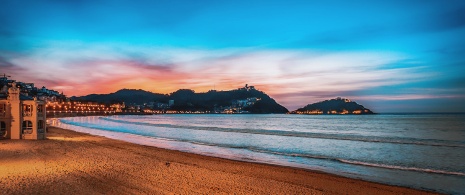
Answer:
[{"left": 51, "top": 114, "right": 465, "bottom": 194}]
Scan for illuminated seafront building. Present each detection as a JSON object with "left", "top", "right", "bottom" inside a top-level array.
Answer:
[
  {"left": 46, "top": 101, "right": 118, "bottom": 116},
  {"left": 0, "top": 82, "right": 46, "bottom": 140}
]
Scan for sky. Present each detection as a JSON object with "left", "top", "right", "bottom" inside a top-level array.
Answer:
[{"left": 1, "top": 0, "right": 465, "bottom": 112}]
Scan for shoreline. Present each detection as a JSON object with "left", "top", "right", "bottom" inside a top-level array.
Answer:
[{"left": 1, "top": 127, "right": 438, "bottom": 194}]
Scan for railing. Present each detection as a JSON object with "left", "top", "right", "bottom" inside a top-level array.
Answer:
[
  {"left": 23, "top": 112, "right": 32, "bottom": 117},
  {"left": 22, "top": 129, "right": 33, "bottom": 134}
]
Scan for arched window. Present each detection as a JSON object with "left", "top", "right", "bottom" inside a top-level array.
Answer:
[
  {"left": 38, "top": 120, "right": 44, "bottom": 133},
  {"left": 0, "top": 121, "right": 6, "bottom": 138},
  {"left": 22, "top": 120, "right": 33, "bottom": 134}
]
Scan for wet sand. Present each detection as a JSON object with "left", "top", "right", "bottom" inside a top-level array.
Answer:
[{"left": 0, "top": 127, "right": 436, "bottom": 194}]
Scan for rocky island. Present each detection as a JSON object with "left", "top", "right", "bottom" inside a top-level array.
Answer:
[{"left": 291, "top": 97, "right": 375, "bottom": 115}]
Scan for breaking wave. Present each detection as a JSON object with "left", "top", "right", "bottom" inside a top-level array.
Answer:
[{"left": 99, "top": 117, "right": 465, "bottom": 148}]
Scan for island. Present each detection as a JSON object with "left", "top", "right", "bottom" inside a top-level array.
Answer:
[{"left": 290, "top": 97, "right": 375, "bottom": 115}]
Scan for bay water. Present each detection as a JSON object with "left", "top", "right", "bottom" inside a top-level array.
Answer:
[{"left": 51, "top": 114, "right": 465, "bottom": 194}]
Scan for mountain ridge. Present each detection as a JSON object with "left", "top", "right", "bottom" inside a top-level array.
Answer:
[
  {"left": 72, "top": 87, "right": 289, "bottom": 114},
  {"left": 71, "top": 89, "right": 166, "bottom": 105}
]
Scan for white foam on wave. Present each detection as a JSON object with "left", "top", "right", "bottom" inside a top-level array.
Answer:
[{"left": 338, "top": 159, "right": 465, "bottom": 176}]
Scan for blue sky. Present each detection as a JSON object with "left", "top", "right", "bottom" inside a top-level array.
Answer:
[{"left": 1, "top": 0, "right": 464, "bottom": 112}]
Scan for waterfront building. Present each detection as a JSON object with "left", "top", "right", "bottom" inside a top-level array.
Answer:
[
  {"left": 0, "top": 82, "right": 46, "bottom": 140},
  {"left": 46, "top": 100, "right": 117, "bottom": 116},
  {"left": 111, "top": 102, "right": 125, "bottom": 113}
]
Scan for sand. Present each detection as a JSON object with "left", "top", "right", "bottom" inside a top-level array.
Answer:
[{"left": 0, "top": 127, "right": 436, "bottom": 195}]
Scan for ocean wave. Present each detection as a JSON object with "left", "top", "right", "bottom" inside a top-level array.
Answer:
[
  {"left": 57, "top": 119, "right": 465, "bottom": 177},
  {"left": 99, "top": 117, "right": 465, "bottom": 148},
  {"left": 243, "top": 149, "right": 465, "bottom": 177}
]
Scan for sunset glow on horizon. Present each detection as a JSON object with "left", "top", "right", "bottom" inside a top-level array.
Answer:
[{"left": 1, "top": 0, "right": 464, "bottom": 112}]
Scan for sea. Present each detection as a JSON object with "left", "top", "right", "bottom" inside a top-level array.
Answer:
[{"left": 50, "top": 114, "right": 465, "bottom": 194}]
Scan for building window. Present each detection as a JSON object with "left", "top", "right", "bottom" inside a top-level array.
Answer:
[
  {"left": 38, "top": 120, "right": 45, "bottom": 133},
  {"left": 37, "top": 105, "right": 44, "bottom": 113},
  {"left": 22, "top": 120, "right": 33, "bottom": 134},
  {"left": 0, "top": 121, "right": 6, "bottom": 138},
  {"left": 23, "top": 105, "right": 33, "bottom": 116}
]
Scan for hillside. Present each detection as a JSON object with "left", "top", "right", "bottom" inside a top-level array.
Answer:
[
  {"left": 292, "top": 97, "right": 375, "bottom": 114},
  {"left": 72, "top": 89, "right": 166, "bottom": 105},
  {"left": 72, "top": 87, "right": 289, "bottom": 114}
]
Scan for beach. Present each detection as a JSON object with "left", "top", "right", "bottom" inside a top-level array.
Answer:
[{"left": 0, "top": 127, "right": 436, "bottom": 195}]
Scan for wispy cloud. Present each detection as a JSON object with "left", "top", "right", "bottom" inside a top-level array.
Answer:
[
  {"left": 353, "top": 94, "right": 465, "bottom": 101},
  {"left": 1, "top": 42, "right": 435, "bottom": 109}
]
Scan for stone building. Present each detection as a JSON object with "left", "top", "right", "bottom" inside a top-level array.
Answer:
[{"left": 0, "top": 82, "right": 46, "bottom": 140}]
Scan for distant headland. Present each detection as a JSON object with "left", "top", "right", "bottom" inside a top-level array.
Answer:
[
  {"left": 72, "top": 84, "right": 289, "bottom": 114},
  {"left": 290, "top": 97, "right": 375, "bottom": 115}
]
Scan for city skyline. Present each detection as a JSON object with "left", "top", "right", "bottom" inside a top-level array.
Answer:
[{"left": 1, "top": 0, "right": 465, "bottom": 112}]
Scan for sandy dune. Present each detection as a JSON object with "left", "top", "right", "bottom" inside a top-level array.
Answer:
[{"left": 0, "top": 127, "right": 436, "bottom": 194}]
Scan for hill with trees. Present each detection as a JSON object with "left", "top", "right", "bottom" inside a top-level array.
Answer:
[
  {"left": 292, "top": 97, "right": 375, "bottom": 114},
  {"left": 71, "top": 89, "right": 166, "bottom": 105},
  {"left": 72, "top": 86, "right": 288, "bottom": 114}
]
